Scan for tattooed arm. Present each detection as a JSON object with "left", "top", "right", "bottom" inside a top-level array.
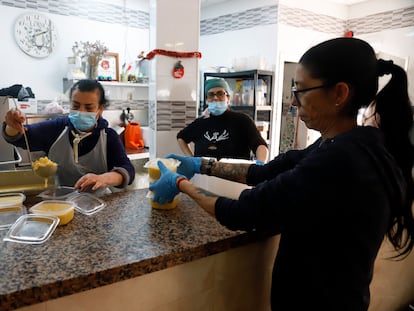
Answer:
[
  {"left": 200, "top": 158, "right": 251, "bottom": 184},
  {"left": 178, "top": 179, "right": 219, "bottom": 216}
]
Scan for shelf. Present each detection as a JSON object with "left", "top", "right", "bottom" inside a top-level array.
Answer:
[
  {"left": 100, "top": 81, "right": 149, "bottom": 87},
  {"left": 62, "top": 78, "right": 149, "bottom": 93},
  {"left": 256, "top": 105, "right": 272, "bottom": 111},
  {"left": 203, "top": 69, "right": 274, "bottom": 79},
  {"left": 126, "top": 147, "right": 149, "bottom": 160}
]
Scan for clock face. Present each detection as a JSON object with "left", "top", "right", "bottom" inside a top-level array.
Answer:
[{"left": 14, "top": 13, "right": 58, "bottom": 58}]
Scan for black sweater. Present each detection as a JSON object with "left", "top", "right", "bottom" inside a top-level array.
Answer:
[{"left": 216, "top": 126, "right": 406, "bottom": 311}]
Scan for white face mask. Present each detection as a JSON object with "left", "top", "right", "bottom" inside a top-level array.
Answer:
[{"left": 208, "top": 101, "right": 228, "bottom": 116}]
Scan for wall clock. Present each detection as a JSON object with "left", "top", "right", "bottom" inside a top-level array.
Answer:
[{"left": 14, "top": 13, "right": 58, "bottom": 58}]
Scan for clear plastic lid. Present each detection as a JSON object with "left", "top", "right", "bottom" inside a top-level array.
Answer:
[
  {"left": 0, "top": 193, "right": 26, "bottom": 208},
  {"left": 0, "top": 205, "right": 27, "bottom": 230},
  {"left": 3, "top": 214, "right": 59, "bottom": 244},
  {"left": 37, "top": 186, "right": 77, "bottom": 200},
  {"left": 67, "top": 192, "right": 106, "bottom": 215}
]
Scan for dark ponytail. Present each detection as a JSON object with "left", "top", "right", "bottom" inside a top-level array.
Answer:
[{"left": 375, "top": 59, "right": 414, "bottom": 258}]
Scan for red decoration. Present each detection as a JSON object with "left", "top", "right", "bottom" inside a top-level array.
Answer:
[
  {"left": 344, "top": 31, "right": 354, "bottom": 38},
  {"left": 146, "top": 49, "right": 202, "bottom": 60},
  {"left": 172, "top": 61, "right": 184, "bottom": 79}
]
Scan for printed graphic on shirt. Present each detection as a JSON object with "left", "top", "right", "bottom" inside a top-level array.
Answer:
[{"left": 203, "top": 130, "right": 229, "bottom": 143}]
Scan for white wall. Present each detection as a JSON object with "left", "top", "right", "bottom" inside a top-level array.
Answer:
[
  {"left": 199, "top": 24, "right": 278, "bottom": 72},
  {"left": 279, "top": 0, "right": 349, "bottom": 19},
  {"left": 359, "top": 26, "right": 414, "bottom": 101},
  {"left": 0, "top": 5, "right": 149, "bottom": 100},
  {"left": 200, "top": 0, "right": 278, "bottom": 72}
]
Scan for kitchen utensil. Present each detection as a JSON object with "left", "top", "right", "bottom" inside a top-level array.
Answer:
[{"left": 11, "top": 98, "right": 33, "bottom": 166}]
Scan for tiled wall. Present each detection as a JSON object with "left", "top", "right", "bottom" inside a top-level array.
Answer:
[
  {"left": 348, "top": 6, "right": 414, "bottom": 35},
  {"left": 200, "top": 4, "right": 414, "bottom": 36},
  {"left": 278, "top": 5, "right": 345, "bottom": 35},
  {"left": 0, "top": 0, "right": 149, "bottom": 29},
  {"left": 200, "top": 4, "right": 278, "bottom": 36},
  {"left": 150, "top": 100, "right": 197, "bottom": 131},
  {"left": 3, "top": 0, "right": 413, "bottom": 133},
  {"left": 3, "top": 1, "right": 413, "bottom": 36}
]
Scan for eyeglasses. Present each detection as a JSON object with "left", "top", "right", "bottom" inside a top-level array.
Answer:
[
  {"left": 291, "top": 84, "right": 330, "bottom": 106},
  {"left": 206, "top": 90, "right": 228, "bottom": 100}
]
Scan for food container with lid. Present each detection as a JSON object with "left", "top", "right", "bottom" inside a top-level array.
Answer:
[
  {"left": 0, "top": 193, "right": 26, "bottom": 207},
  {"left": 30, "top": 200, "right": 75, "bottom": 225},
  {"left": 144, "top": 158, "right": 181, "bottom": 209},
  {"left": 0, "top": 205, "right": 26, "bottom": 230},
  {"left": 144, "top": 158, "right": 181, "bottom": 183}
]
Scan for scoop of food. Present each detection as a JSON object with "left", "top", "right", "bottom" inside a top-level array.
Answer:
[{"left": 32, "top": 157, "right": 58, "bottom": 178}]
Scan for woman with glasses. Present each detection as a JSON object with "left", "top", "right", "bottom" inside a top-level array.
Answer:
[
  {"left": 3, "top": 79, "right": 135, "bottom": 195},
  {"left": 150, "top": 37, "right": 414, "bottom": 310},
  {"left": 176, "top": 78, "right": 269, "bottom": 163}
]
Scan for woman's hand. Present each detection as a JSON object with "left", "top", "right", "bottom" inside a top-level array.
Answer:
[
  {"left": 165, "top": 153, "right": 201, "bottom": 179},
  {"left": 5, "top": 108, "right": 26, "bottom": 135},
  {"left": 149, "top": 161, "right": 186, "bottom": 204},
  {"left": 74, "top": 171, "right": 123, "bottom": 191}
]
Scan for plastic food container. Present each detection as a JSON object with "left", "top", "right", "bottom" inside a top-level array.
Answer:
[
  {"left": 30, "top": 200, "right": 75, "bottom": 226},
  {"left": 3, "top": 214, "right": 59, "bottom": 244},
  {"left": 144, "top": 158, "right": 181, "bottom": 183},
  {"left": 144, "top": 158, "right": 181, "bottom": 209},
  {"left": 146, "top": 191, "right": 180, "bottom": 210},
  {"left": 0, "top": 193, "right": 26, "bottom": 207},
  {"left": 38, "top": 186, "right": 77, "bottom": 200},
  {"left": 67, "top": 192, "right": 106, "bottom": 215},
  {"left": 0, "top": 205, "right": 26, "bottom": 230}
]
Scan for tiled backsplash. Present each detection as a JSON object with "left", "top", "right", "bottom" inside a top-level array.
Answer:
[{"left": 148, "top": 100, "right": 197, "bottom": 131}]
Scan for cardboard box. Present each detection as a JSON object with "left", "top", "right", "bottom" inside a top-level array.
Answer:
[{"left": 9, "top": 98, "right": 38, "bottom": 114}]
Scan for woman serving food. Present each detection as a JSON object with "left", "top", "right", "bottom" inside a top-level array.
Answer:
[{"left": 2, "top": 79, "right": 135, "bottom": 195}]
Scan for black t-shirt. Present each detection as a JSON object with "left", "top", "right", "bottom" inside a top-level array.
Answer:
[{"left": 177, "top": 110, "right": 267, "bottom": 160}]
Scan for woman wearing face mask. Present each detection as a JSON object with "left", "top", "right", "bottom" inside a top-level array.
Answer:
[
  {"left": 177, "top": 78, "right": 268, "bottom": 162},
  {"left": 2, "top": 79, "right": 135, "bottom": 194}
]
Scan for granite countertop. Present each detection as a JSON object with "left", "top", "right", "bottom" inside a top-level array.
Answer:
[{"left": 0, "top": 188, "right": 263, "bottom": 311}]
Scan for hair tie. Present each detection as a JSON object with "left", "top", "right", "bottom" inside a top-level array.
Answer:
[{"left": 377, "top": 59, "right": 393, "bottom": 77}]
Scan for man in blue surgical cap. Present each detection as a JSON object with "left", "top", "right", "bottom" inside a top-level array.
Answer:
[{"left": 177, "top": 78, "right": 268, "bottom": 163}]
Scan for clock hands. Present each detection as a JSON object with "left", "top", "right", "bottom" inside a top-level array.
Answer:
[{"left": 33, "top": 30, "right": 48, "bottom": 36}]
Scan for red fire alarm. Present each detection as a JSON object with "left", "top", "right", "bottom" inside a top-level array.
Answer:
[{"left": 344, "top": 31, "right": 354, "bottom": 38}]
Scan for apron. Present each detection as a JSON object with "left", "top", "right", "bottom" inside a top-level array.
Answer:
[{"left": 48, "top": 126, "right": 109, "bottom": 196}]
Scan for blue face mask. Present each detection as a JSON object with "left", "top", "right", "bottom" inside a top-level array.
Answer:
[
  {"left": 208, "top": 101, "right": 228, "bottom": 116},
  {"left": 69, "top": 110, "right": 98, "bottom": 131}
]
